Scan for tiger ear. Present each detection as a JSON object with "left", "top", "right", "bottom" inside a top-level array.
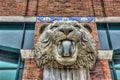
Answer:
[
  {"left": 82, "top": 23, "right": 92, "bottom": 33},
  {"left": 39, "top": 23, "right": 49, "bottom": 34}
]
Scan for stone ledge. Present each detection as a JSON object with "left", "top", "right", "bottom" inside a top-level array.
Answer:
[
  {"left": 20, "top": 49, "right": 34, "bottom": 60},
  {"left": 0, "top": 16, "right": 36, "bottom": 22},
  {"left": 95, "top": 17, "right": 120, "bottom": 22},
  {"left": 98, "top": 50, "right": 113, "bottom": 60},
  {"left": 21, "top": 49, "right": 113, "bottom": 60},
  {"left": 0, "top": 16, "right": 120, "bottom": 22}
]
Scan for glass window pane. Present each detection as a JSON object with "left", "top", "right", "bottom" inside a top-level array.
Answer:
[
  {"left": 116, "top": 70, "right": 120, "bottom": 80},
  {"left": 0, "top": 61, "right": 17, "bottom": 67},
  {"left": 114, "top": 59, "right": 120, "bottom": 68},
  {"left": 0, "top": 70, "right": 16, "bottom": 80},
  {"left": 0, "top": 30, "right": 23, "bottom": 49},
  {"left": 98, "top": 30, "right": 109, "bottom": 49},
  {"left": 109, "top": 30, "right": 120, "bottom": 50},
  {"left": 0, "top": 50, "right": 19, "bottom": 64},
  {"left": 23, "top": 30, "right": 34, "bottom": 49}
]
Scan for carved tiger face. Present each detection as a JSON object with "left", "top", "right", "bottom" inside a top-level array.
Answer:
[{"left": 34, "top": 21, "right": 97, "bottom": 69}]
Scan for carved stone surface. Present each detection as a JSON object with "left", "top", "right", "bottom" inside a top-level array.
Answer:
[
  {"left": 33, "top": 21, "right": 97, "bottom": 69},
  {"left": 43, "top": 68, "right": 87, "bottom": 80},
  {"left": 98, "top": 50, "right": 113, "bottom": 60}
]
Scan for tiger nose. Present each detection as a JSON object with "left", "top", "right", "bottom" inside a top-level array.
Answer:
[{"left": 59, "top": 28, "right": 73, "bottom": 35}]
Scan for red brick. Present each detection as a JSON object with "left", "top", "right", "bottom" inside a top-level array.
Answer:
[
  {"left": 22, "top": 59, "right": 42, "bottom": 80},
  {"left": 0, "top": 0, "right": 120, "bottom": 16}
]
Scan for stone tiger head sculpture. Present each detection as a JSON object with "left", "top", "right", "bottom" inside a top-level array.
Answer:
[{"left": 34, "top": 21, "right": 97, "bottom": 69}]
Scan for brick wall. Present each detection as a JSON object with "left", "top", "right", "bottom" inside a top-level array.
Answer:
[
  {"left": 0, "top": 0, "right": 26, "bottom": 16},
  {"left": 0, "top": 0, "right": 120, "bottom": 16},
  {"left": 3, "top": 0, "right": 114, "bottom": 80},
  {"left": 22, "top": 59, "right": 42, "bottom": 80}
]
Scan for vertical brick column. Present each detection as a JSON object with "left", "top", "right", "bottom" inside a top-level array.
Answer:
[
  {"left": 89, "top": 20, "right": 112, "bottom": 80},
  {"left": 34, "top": 20, "right": 42, "bottom": 47},
  {"left": 22, "top": 59, "right": 42, "bottom": 80},
  {"left": 89, "top": 20, "right": 103, "bottom": 80},
  {"left": 100, "top": 60, "right": 112, "bottom": 80},
  {"left": 22, "top": 21, "right": 43, "bottom": 80}
]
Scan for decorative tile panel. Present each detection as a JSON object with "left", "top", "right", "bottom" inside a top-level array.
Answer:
[{"left": 37, "top": 17, "right": 94, "bottom": 23}]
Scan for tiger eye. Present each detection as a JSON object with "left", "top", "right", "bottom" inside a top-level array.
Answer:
[
  {"left": 74, "top": 25, "right": 81, "bottom": 29},
  {"left": 50, "top": 26, "right": 58, "bottom": 29}
]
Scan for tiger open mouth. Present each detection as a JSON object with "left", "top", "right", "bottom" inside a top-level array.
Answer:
[{"left": 57, "top": 40, "right": 76, "bottom": 57}]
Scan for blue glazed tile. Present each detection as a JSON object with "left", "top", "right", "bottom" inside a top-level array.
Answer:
[{"left": 37, "top": 17, "right": 95, "bottom": 23}]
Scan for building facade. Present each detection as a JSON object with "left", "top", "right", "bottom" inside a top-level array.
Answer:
[{"left": 0, "top": 0, "right": 120, "bottom": 80}]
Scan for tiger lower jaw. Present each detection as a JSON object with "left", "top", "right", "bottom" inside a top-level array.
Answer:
[{"left": 56, "top": 55, "right": 77, "bottom": 66}]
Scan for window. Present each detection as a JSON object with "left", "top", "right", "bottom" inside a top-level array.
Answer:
[
  {"left": 0, "top": 22, "right": 35, "bottom": 80},
  {"left": 97, "top": 23, "right": 120, "bottom": 80}
]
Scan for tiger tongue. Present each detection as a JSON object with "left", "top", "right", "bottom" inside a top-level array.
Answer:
[{"left": 58, "top": 40, "right": 75, "bottom": 57}]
